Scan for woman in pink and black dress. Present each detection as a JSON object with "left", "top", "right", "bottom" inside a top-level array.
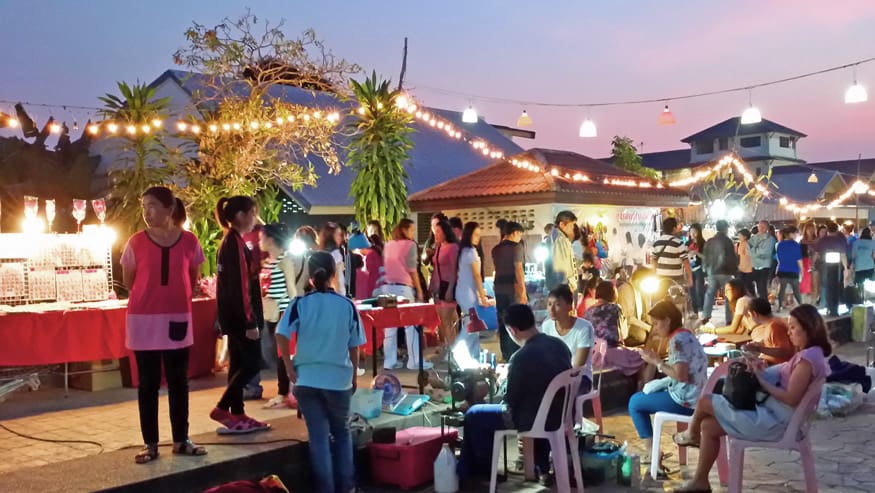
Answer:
[{"left": 122, "top": 186, "right": 207, "bottom": 464}]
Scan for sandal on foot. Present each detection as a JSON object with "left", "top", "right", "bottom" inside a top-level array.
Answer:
[
  {"left": 672, "top": 431, "right": 700, "bottom": 448},
  {"left": 135, "top": 444, "right": 159, "bottom": 464},
  {"left": 172, "top": 440, "right": 207, "bottom": 456},
  {"left": 217, "top": 415, "right": 271, "bottom": 435}
]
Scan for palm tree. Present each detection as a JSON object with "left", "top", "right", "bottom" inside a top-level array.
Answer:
[
  {"left": 98, "top": 81, "right": 175, "bottom": 235},
  {"left": 348, "top": 72, "right": 414, "bottom": 231}
]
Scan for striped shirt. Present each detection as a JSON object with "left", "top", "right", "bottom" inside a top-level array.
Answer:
[
  {"left": 651, "top": 234, "right": 688, "bottom": 279},
  {"left": 265, "top": 255, "right": 290, "bottom": 313}
]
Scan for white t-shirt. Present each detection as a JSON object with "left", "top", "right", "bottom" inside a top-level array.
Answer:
[
  {"left": 540, "top": 317, "right": 595, "bottom": 381},
  {"left": 331, "top": 249, "right": 346, "bottom": 296},
  {"left": 455, "top": 247, "right": 479, "bottom": 310}
]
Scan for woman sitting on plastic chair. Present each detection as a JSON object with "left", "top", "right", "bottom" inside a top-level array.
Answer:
[
  {"left": 627, "top": 300, "right": 708, "bottom": 478},
  {"left": 671, "top": 304, "right": 831, "bottom": 493}
]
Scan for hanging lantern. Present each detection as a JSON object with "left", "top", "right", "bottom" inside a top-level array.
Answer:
[
  {"left": 517, "top": 110, "right": 532, "bottom": 127},
  {"left": 807, "top": 171, "right": 819, "bottom": 183},
  {"left": 845, "top": 83, "right": 868, "bottom": 104},
  {"left": 658, "top": 104, "right": 676, "bottom": 125},
  {"left": 462, "top": 105, "right": 478, "bottom": 123},
  {"left": 579, "top": 119, "right": 597, "bottom": 138}
]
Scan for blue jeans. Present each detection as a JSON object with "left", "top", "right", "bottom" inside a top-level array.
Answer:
[
  {"left": 689, "top": 269, "right": 705, "bottom": 314},
  {"left": 703, "top": 274, "right": 734, "bottom": 321},
  {"left": 628, "top": 390, "right": 693, "bottom": 439},
  {"left": 293, "top": 386, "right": 355, "bottom": 493},
  {"left": 459, "top": 404, "right": 550, "bottom": 479}
]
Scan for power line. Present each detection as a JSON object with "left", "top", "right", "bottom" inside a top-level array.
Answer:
[
  {"left": 412, "top": 56, "right": 875, "bottom": 108},
  {"left": 0, "top": 99, "right": 103, "bottom": 112}
]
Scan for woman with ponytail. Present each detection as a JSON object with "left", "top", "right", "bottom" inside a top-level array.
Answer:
[
  {"left": 276, "top": 251, "right": 366, "bottom": 493},
  {"left": 121, "top": 186, "right": 206, "bottom": 463},
  {"left": 209, "top": 195, "right": 271, "bottom": 434}
]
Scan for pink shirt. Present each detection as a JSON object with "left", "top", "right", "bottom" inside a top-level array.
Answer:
[
  {"left": 355, "top": 249, "right": 383, "bottom": 299},
  {"left": 430, "top": 242, "right": 459, "bottom": 295},
  {"left": 777, "top": 346, "right": 830, "bottom": 387},
  {"left": 121, "top": 230, "right": 205, "bottom": 351},
  {"left": 383, "top": 239, "right": 418, "bottom": 286}
]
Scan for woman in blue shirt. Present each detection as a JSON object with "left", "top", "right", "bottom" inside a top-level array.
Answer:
[{"left": 276, "top": 251, "right": 366, "bottom": 493}]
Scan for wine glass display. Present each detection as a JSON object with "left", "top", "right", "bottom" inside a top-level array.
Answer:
[
  {"left": 91, "top": 198, "right": 106, "bottom": 224},
  {"left": 72, "top": 199, "right": 87, "bottom": 232},
  {"left": 24, "top": 196, "right": 39, "bottom": 219},
  {"left": 45, "top": 199, "right": 56, "bottom": 232}
]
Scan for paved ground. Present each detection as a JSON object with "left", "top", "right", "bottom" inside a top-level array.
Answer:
[{"left": 2, "top": 316, "right": 874, "bottom": 492}]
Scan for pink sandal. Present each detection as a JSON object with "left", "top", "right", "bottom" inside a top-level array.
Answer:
[{"left": 216, "top": 415, "right": 272, "bottom": 435}]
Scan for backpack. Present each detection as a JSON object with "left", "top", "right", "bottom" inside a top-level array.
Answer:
[{"left": 722, "top": 361, "right": 767, "bottom": 410}]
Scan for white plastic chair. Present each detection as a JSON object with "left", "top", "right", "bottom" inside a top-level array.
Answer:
[
  {"left": 650, "top": 361, "right": 730, "bottom": 483},
  {"left": 727, "top": 378, "right": 825, "bottom": 493},
  {"left": 489, "top": 367, "right": 585, "bottom": 493},
  {"left": 574, "top": 338, "right": 608, "bottom": 432}
]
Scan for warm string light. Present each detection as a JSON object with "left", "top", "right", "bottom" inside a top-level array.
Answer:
[
  {"left": 72, "top": 110, "right": 342, "bottom": 138},
  {"left": 672, "top": 154, "right": 870, "bottom": 214},
  {"left": 509, "top": 157, "right": 665, "bottom": 189}
]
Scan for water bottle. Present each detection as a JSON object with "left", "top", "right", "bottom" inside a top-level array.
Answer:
[{"left": 433, "top": 443, "right": 459, "bottom": 492}]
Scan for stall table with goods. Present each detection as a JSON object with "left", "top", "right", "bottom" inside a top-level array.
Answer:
[
  {"left": 357, "top": 302, "right": 441, "bottom": 377},
  {"left": 0, "top": 230, "right": 217, "bottom": 389}
]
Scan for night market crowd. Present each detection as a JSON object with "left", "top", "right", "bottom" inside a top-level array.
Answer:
[{"left": 122, "top": 185, "right": 856, "bottom": 492}]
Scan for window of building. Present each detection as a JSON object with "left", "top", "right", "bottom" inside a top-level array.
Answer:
[
  {"left": 779, "top": 136, "right": 794, "bottom": 148},
  {"left": 718, "top": 137, "right": 729, "bottom": 150},
  {"left": 740, "top": 136, "right": 761, "bottom": 148},
  {"left": 696, "top": 140, "right": 714, "bottom": 154}
]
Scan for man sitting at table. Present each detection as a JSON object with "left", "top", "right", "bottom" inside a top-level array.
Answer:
[
  {"left": 744, "top": 297, "right": 795, "bottom": 365},
  {"left": 458, "top": 304, "right": 571, "bottom": 486}
]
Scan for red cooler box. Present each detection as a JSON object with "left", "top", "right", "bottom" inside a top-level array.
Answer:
[{"left": 368, "top": 426, "right": 458, "bottom": 490}]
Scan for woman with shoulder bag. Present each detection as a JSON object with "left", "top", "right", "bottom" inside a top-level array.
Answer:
[
  {"left": 430, "top": 217, "right": 460, "bottom": 348},
  {"left": 672, "top": 304, "right": 831, "bottom": 493}
]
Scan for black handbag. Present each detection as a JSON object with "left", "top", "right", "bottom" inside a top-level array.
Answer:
[{"left": 722, "top": 361, "right": 766, "bottom": 411}]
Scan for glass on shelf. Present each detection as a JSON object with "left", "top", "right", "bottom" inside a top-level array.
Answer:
[
  {"left": 91, "top": 198, "right": 106, "bottom": 223},
  {"left": 24, "top": 196, "right": 39, "bottom": 219},
  {"left": 45, "top": 199, "right": 56, "bottom": 231},
  {"left": 72, "top": 199, "right": 87, "bottom": 232}
]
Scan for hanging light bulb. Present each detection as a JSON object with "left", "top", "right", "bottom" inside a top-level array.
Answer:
[
  {"left": 517, "top": 110, "right": 532, "bottom": 127},
  {"left": 462, "top": 105, "right": 478, "bottom": 124},
  {"left": 658, "top": 104, "right": 676, "bottom": 125},
  {"left": 844, "top": 64, "right": 868, "bottom": 104},
  {"left": 72, "top": 120, "right": 79, "bottom": 131},
  {"left": 807, "top": 171, "right": 819, "bottom": 183},
  {"left": 579, "top": 119, "right": 597, "bottom": 138},
  {"left": 740, "top": 89, "right": 762, "bottom": 124}
]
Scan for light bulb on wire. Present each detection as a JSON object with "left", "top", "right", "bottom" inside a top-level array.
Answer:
[
  {"left": 658, "top": 104, "right": 676, "bottom": 125},
  {"left": 579, "top": 119, "right": 597, "bottom": 138},
  {"left": 740, "top": 89, "right": 762, "bottom": 124},
  {"left": 462, "top": 105, "right": 478, "bottom": 123},
  {"left": 517, "top": 110, "right": 532, "bottom": 127},
  {"left": 807, "top": 171, "right": 819, "bottom": 184},
  {"left": 845, "top": 64, "right": 868, "bottom": 104}
]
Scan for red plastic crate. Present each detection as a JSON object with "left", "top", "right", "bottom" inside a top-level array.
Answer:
[{"left": 368, "top": 426, "right": 458, "bottom": 490}]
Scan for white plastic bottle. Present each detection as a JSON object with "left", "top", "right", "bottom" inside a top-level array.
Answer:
[{"left": 434, "top": 443, "right": 459, "bottom": 492}]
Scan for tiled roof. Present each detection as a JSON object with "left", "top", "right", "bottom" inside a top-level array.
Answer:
[
  {"left": 681, "top": 117, "right": 807, "bottom": 143},
  {"left": 408, "top": 149, "right": 689, "bottom": 207},
  {"left": 770, "top": 158, "right": 875, "bottom": 179},
  {"left": 601, "top": 149, "right": 691, "bottom": 171},
  {"left": 150, "top": 70, "right": 523, "bottom": 209}
]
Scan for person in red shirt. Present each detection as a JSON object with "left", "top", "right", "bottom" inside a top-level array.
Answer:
[{"left": 121, "top": 186, "right": 207, "bottom": 463}]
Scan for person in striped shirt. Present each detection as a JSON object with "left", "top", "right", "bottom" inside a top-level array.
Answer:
[
  {"left": 259, "top": 223, "right": 299, "bottom": 409},
  {"left": 651, "top": 217, "right": 692, "bottom": 301}
]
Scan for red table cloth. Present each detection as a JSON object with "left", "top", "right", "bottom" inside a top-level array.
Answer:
[
  {"left": 0, "top": 298, "right": 218, "bottom": 385},
  {"left": 356, "top": 303, "right": 441, "bottom": 356}
]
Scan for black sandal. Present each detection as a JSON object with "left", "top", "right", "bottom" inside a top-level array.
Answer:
[
  {"left": 172, "top": 440, "right": 207, "bottom": 456},
  {"left": 135, "top": 444, "right": 159, "bottom": 464}
]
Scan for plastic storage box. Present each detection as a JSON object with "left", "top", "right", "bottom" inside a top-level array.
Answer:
[
  {"left": 351, "top": 388, "right": 383, "bottom": 420},
  {"left": 368, "top": 426, "right": 458, "bottom": 490}
]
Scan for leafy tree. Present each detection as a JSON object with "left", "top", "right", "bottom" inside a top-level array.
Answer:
[
  {"left": 170, "top": 11, "right": 359, "bottom": 266},
  {"left": 610, "top": 136, "right": 660, "bottom": 180},
  {"left": 98, "top": 81, "right": 181, "bottom": 237},
  {"left": 348, "top": 72, "right": 414, "bottom": 230}
]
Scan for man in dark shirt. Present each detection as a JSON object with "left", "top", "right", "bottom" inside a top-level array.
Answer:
[
  {"left": 492, "top": 221, "right": 528, "bottom": 361},
  {"left": 459, "top": 304, "right": 572, "bottom": 482},
  {"left": 814, "top": 221, "right": 848, "bottom": 316}
]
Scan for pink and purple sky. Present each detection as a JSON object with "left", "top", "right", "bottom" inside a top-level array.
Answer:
[{"left": 2, "top": 1, "right": 874, "bottom": 161}]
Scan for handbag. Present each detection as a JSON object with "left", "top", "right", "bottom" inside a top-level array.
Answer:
[{"left": 722, "top": 361, "right": 766, "bottom": 411}]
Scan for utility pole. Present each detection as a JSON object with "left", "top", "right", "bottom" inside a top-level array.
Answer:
[{"left": 397, "top": 37, "right": 408, "bottom": 91}]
